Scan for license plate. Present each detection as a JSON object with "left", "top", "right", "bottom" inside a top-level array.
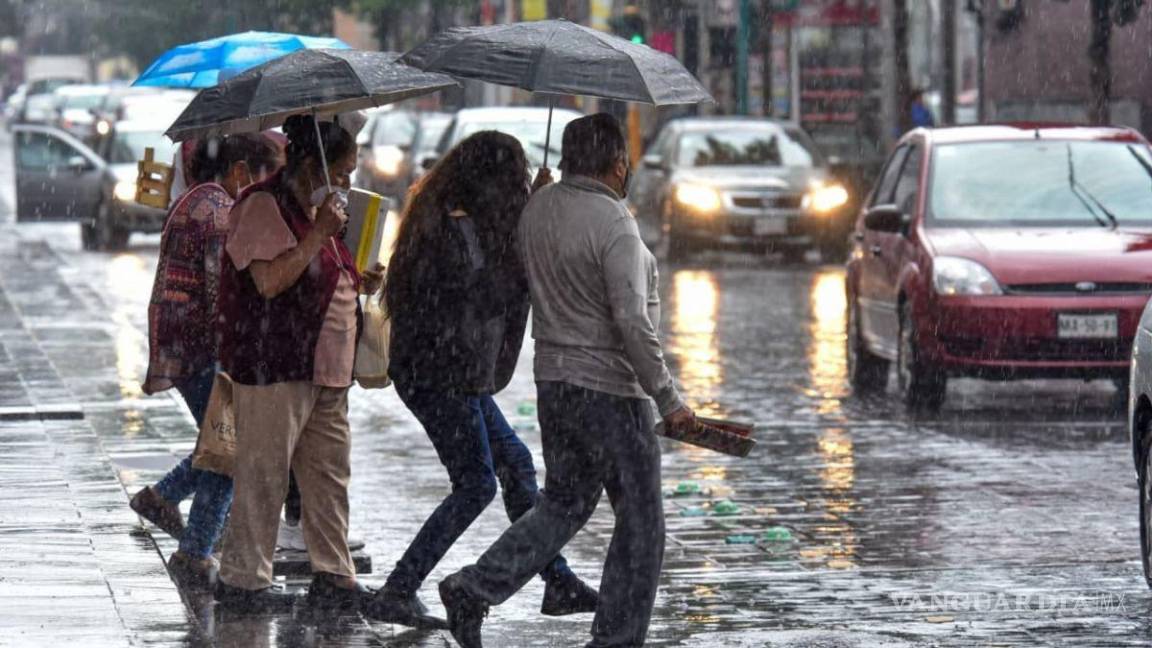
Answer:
[
  {"left": 754, "top": 218, "right": 787, "bottom": 236},
  {"left": 1057, "top": 313, "right": 1118, "bottom": 339}
]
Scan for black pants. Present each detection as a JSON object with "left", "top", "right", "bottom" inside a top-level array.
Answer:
[{"left": 454, "top": 381, "right": 665, "bottom": 648}]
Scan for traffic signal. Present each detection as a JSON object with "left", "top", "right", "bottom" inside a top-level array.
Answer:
[{"left": 610, "top": 6, "right": 646, "bottom": 45}]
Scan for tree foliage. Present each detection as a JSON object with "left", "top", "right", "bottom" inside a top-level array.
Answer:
[
  {"left": 1086, "top": 0, "right": 1145, "bottom": 124},
  {"left": 92, "top": 0, "right": 352, "bottom": 68}
]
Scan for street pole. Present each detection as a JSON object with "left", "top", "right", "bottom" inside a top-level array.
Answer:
[
  {"left": 941, "top": 0, "right": 956, "bottom": 124},
  {"left": 736, "top": 0, "right": 751, "bottom": 115},
  {"left": 761, "top": 0, "right": 773, "bottom": 117},
  {"left": 973, "top": 1, "right": 986, "bottom": 122}
]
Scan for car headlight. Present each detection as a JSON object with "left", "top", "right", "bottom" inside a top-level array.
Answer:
[
  {"left": 114, "top": 180, "right": 137, "bottom": 202},
  {"left": 373, "top": 145, "right": 405, "bottom": 177},
  {"left": 674, "top": 183, "right": 721, "bottom": 212},
  {"left": 95, "top": 120, "right": 111, "bottom": 136},
  {"left": 933, "top": 256, "right": 1003, "bottom": 296},
  {"left": 803, "top": 181, "right": 850, "bottom": 213}
]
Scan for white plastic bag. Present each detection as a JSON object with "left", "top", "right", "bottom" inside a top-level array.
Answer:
[{"left": 354, "top": 292, "right": 392, "bottom": 389}]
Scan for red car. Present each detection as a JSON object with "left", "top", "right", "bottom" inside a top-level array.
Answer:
[{"left": 845, "top": 124, "right": 1152, "bottom": 410}]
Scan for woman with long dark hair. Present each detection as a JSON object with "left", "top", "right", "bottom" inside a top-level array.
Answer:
[
  {"left": 133, "top": 133, "right": 281, "bottom": 588},
  {"left": 367, "top": 131, "right": 597, "bottom": 628},
  {"left": 214, "top": 114, "right": 383, "bottom": 613}
]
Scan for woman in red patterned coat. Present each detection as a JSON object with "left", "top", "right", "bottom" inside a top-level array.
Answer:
[{"left": 130, "top": 134, "right": 282, "bottom": 588}]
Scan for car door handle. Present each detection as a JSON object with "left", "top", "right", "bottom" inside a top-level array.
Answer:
[{"left": 870, "top": 245, "right": 883, "bottom": 258}]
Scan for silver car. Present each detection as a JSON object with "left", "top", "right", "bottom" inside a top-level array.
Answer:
[{"left": 628, "top": 117, "right": 849, "bottom": 262}]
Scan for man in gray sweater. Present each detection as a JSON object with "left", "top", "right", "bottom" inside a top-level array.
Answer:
[{"left": 439, "top": 113, "right": 696, "bottom": 648}]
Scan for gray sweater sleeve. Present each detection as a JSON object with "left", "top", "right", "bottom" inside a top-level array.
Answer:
[{"left": 601, "top": 219, "right": 685, "bottom": 416}]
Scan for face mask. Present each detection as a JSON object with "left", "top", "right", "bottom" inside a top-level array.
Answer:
[{"left": 309, "top": 184, "right": 348, "bottom": 210}]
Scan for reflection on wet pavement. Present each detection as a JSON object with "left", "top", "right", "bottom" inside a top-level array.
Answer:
[{"left": 4, "top": 211, "right": 1152, "bottom": 646}]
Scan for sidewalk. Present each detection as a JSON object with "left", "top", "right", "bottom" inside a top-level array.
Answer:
[{"left": 0, "top": 233, "right": 193, "bottom": 647}]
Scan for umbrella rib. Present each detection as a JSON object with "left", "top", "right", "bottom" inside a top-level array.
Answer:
[{"left": 528, "top": 25, "right": 564, "bottom": 93}]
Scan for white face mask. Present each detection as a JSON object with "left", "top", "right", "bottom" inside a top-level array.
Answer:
[{"left": 309, "top": 184, "right": 349, "bottom": 210}]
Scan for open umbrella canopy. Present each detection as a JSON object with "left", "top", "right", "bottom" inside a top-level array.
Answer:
[
  {"left": 134, "top": 31, "right": 351, "bottom": 89},
  {"left": 400, "top": 19, "right": 712, "bottom": 106},
  {"left": 165, "top": 49, "right": 458, "bottom": 142}
]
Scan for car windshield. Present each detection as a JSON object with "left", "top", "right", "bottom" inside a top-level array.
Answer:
[
  {"left": 455, "top": 115, "right": 578, "bottom": 168},
  {"left": 372, "top": 112, "right": 417, "bottom": 147},
  {"left": 415, "top": 116, "right": 451, "bottom": 156},
  {"left": 108, "top": 129, "right": 177, "bottom": 165},
  {"left": 928, "top": 141, "right": 1152, "bottom": 227},
  {"left": 677, "top": 128, "right": 821, "bottom": 168}
]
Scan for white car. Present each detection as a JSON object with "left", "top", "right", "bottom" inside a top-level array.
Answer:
[
  {"left": 1128, "top": 298, "right": 1152, "bottom": 587},
  {"left": 433, "top": 106, "right": 584, "bottom": 177}
]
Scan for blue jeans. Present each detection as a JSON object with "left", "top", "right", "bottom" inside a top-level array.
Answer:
[
  {"left": 385, "top": 383, "right": 573, "bottom": 594},
  {"left": 153, "top": 365, "right": 234, "bottom": 559}
]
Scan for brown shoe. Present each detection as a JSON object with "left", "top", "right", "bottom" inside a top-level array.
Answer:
[
  {"left": 167, "top": 551, "right": 218, "bottom": 590},
  {"left": 130, "top": 486, "right": 185, "bottom": 539}
]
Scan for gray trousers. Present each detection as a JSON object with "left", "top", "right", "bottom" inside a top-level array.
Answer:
[{"left": 454, "top": 380, "right": 665, "bottom": 647}]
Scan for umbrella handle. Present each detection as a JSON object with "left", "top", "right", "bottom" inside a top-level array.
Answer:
[
  {"left": 543, "top": 97, "right": 554, "bottom": 170},
  {"left": 313, "top": 109, "right": 332, "bottom": 193}
]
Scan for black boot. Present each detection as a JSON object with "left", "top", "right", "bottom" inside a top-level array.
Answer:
[
  {"left": 541, "top": 572, "right": 599, "bottom": 616},
  {"left": 214, "top": 581, "right": 301, "bottom": 614},
  {"left": 305, "top": 573, "right": 373, "bottom": 613},
  {"left": 439, "top": 574, "right": 488, "bottom": 648},
  {"left": 365, "top": 586, "right": 448, "bottom": 629}
]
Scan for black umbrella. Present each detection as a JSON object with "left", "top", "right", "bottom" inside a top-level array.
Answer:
[
  {"left": 166, "top": 48, "right": 458, "bottom": 188},
  {"left": 401, "top": 19, "right": 712, "bottom": 167}
]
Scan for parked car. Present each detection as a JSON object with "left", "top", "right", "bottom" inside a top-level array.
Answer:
[
  {"left": 1128, "top": 298, "right": 1152, "bottom": 588},
  {"left": 627, "top": 117, "right": 849, "bottom": 262},
  {"left": 17, "top": 77, "right": 82, "bottom": 124},
  {"left": 52, "top": 84, "right": 112, "bottom": 141},
  {"left": 846, "top": 124, "right": 1152, "bottom": 411},
  {"left": 12, "top": 122, "right": 173, "bottom": 250},
  {"left": 3, "top": 83, "right": 28, "bottom": 125},
  {"left": 356, "top": 108, "right": 418, "bottom": 200},
  {"left": 432, "top": 106, "right": 583, "bottom": 178},
  {"left": 404, "top": 111, "right": 453, "bottom": 189}
]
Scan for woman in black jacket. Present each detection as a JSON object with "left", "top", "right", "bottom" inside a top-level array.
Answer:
[{"left": 367, "top": 131, "right": 597, "bottom": 628}]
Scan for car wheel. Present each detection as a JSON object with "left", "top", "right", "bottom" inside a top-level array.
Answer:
[
  {"left": 655, "top": 200, "right": 692, "bottom": 263},
  {"left": 847, "top": 298, "right": 889, "bottom": 393},
  {"left": 819, "top": 237, "right": 848, "bottom": 264},
  {"left": 1137, "top": 407, "right": 1152, "bottom": 589},
  {"left": 80, "top": 219, "right": 98, "bottom": 251},
  {"left": 898, "top": 301, "right": 946, "bottom": 411},
  {"left": 95, "top": 202, "right": 129, "bottom": 251}
]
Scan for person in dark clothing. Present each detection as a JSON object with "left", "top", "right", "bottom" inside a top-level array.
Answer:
[
  {"left": 366, "top": 131, "right": 598, "bottom": 629},
  {"left": 437, "top": 114, "right": 696, "bottom": 648}
]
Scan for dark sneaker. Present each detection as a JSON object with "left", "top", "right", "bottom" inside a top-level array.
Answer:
[
  {"left": 439, "top": 574, "right": 488, "bottom": 648},
  {"left": 365, "top": 586, "right": 449, "bottom": 629},
  {"left": 167, "top": 551, "right": 218, "bottom": 591},
  {"left": 130, "top": 486, "right": 185, "bottom": 540},
  {"left": 305, "top": 572, "right": 373, "bottom": 613},
  {"left": 214, "top": 581, "right": 301, "bottom": 614},
  {"left": 541, "top": 573, "right": 599, "bottom": 616}
]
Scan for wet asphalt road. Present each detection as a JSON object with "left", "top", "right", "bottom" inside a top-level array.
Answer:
[{"left": 3, "top": 129, "right": 1152, "bottom": 646}]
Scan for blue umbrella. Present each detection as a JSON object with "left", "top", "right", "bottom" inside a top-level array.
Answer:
[{"left": 133, "top": 31, "right": 351, "bottom": 89}]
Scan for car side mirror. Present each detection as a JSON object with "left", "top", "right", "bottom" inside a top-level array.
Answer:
[
  {"left": 67, "top": 155, "right": 90, "bottom": 174},
  {"left": 421, "top": 156, "right": 438, "bottom": 170},
  {"left": 863, "top": 204, "right": 908, "bottom": 234},
  {"left": 641, "top": 154, "right": 665, "bottom": 171}
]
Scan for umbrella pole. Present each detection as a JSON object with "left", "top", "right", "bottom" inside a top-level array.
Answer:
[
  {"left": 543, "top": 96, "right": 554, "bottom": 169},
  {"left": 312, "top": 110, "right": 332, "bottom": 192}
]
